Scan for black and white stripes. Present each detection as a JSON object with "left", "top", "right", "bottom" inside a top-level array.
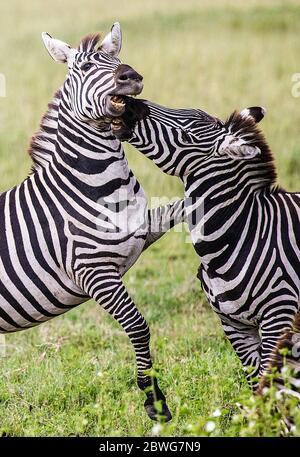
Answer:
[
  {"left": 0, "top": 27, "right": 185, "bottom": 422},
  {"left": 115, "top": 98, "right": 300, "bottom": 391}
]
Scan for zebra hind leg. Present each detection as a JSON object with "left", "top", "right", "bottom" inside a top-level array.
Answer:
[
  {"left": 256, "top": 309, "right": 300, "bottom": 433},
  {"left": 81, "top": 269, "right": 172, "bottom": 422},
  {"left": 221, "top": 319, "right": 261, "bottom": 389},
  {"left": 258, "top": 309, "right": 300, "bottom": 397}
]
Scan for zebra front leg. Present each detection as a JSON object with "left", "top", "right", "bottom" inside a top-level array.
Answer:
[
  {"left": 80, "top": 269, "right": 172, "bottom": 422},
  {"left": 143, "top": 199, "right": 185, "bottom": 251},
  {"left": 221, "top": 318, "right": 261, "bottom": 389}
]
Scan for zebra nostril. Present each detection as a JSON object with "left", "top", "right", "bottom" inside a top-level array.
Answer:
[
  {"left": 117, "top": 69, "right": 143, "bottom": 84},
  {"left": 119, "top": 74, "right": 130, "bottom": 82}
]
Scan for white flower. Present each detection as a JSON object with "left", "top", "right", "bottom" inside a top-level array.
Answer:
[
  {"left": 97, "top": 371, "right": 103, "bottom": 377},
  {"left": 232, "top": 414, "right": 241, "bottom": 424},
  {"left": 249, "top": 421, "right": 256, "bottom": 428},
  {"left": 205, "top": 421, "right": 216, "bottom": 433},
  {"left": 212, "top": 409, "right": 221, "bottom": 417},
  {"left": 151, "top": 423, "right": 162, "bottom": 436},
  {"left": 262, "top": 387, "right": 269, "bottom": 396}
]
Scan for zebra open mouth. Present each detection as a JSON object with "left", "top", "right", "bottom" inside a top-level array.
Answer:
[
  {"left": 110, "top": 95, "right": 127, "bottom": 132},
  {"left": 106, "top": 95, "right": 126, "bottom": 117},
  {"left": 111, "top": 117, "right": 124, "bottom": 132},
  {"left": 111, "top": 96, "right": 150, "bottom": 141},
  {"left": 110, "top": 95, "right": 125, "bottom": 112}
]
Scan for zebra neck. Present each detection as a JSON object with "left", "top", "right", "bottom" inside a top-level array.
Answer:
[
  {"left": 29, "top": 89, "right": 132, "bottom": 201},
  {"left": 127, "top": 123, "right": 195, "bottom": 178}
]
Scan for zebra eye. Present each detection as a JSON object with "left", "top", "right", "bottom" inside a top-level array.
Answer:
[{"left": 81, "top": 62, "right": 93, "bottom": 72}]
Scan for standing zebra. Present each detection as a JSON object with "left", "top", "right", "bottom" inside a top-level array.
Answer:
[
  {"left": 0, "top": 25, "right": 185, "bottom": 421},
  {"left": 112, "top": 98, "right": 300, "bottom": 394}
]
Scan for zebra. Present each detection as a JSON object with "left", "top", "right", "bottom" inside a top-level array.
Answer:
[
  {"left": 0, "top": 24, "right": 185, "bottom": 422},
  {"left": 112, "top": 97, "right": 300, "bottom": 395}
]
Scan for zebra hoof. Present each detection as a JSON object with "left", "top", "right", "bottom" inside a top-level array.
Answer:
[{"left": 144, "top": 398, "right": 172, "bottom": 422}]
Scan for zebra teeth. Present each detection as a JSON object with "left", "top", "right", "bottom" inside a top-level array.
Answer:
[
  {"left": 111, "top": 119, "right": 123, "bottom": 131},
  {"left": 110, "top": 95, "right": 125, "bottom": 112},
  {"left": 111, "top": 96, "right": 123, "bottom": 103}
]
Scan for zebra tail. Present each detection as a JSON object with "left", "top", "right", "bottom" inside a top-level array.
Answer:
[{"left": 258, "top": 311, "right": 300, "bottom": 400}]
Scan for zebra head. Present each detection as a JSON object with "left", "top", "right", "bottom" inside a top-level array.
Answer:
[
  {"left": 42, "top": 23, "right": 143, "bottom": 125},
  {"left": 112, "top": 98, "right": 267, "bottom": 176}
]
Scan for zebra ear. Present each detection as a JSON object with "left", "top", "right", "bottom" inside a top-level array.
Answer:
[
  {"left": 42, "top": 33, "right": 76, "bottom": 67},
  {"left": 240, "top": 106, "right": 266, "bottom": 124},
  {"left": 219, "top": 135, "right": 261, "bottom": 160},
  {"left": 219, "top": 143, "right": 261, "bottom": 160},
  {"left": 225, "top": 145, "right": 261, "bottom": 160},
  {"left": 100, "top": 22, "right": 122, "bottom": 57}
]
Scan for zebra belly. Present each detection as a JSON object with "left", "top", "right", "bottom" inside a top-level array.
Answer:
[{"left": 0, "top": 281, "right": 86, "bottom": 334}]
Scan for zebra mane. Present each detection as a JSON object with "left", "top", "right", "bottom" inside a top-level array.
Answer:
[
  {"left": 225, "top": 111, "right": 278, "bottom": 189},
  {"left": 78, "top": 33, "right": 102, "bottom": 52},
  {"left": 28, "top": 89, "right": 61, "bottom": 172}
]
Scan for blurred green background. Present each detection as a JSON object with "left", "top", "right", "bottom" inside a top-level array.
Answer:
[{"left": 0, "top": 0, "right": 299, "bottom": 437}]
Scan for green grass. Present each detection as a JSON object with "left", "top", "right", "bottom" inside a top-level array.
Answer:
[{"left": 0, "top": 0, "right": 300, "bottom": 437}]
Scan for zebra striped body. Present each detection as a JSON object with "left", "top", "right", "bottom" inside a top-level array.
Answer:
[
  {"left": 0, "top": 28, "right": 184, "bottom": 421},
  {"left": 115, "top": 98, "right": 300, "bottom": 387},
  {"left": 0, "top": 90, "right": 147, "bottom": 332}
]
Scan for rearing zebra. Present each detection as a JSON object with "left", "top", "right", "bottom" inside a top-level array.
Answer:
[
  {"left": 0, "top": 25, "right": 185, "bottom": 421},
  {"left": 113, "top": 98, "right": 300, "bottom": 393}
]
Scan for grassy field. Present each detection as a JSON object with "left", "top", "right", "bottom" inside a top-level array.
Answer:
[{"left": 0, "top": 0, "right": 299, "bottom": 437}]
